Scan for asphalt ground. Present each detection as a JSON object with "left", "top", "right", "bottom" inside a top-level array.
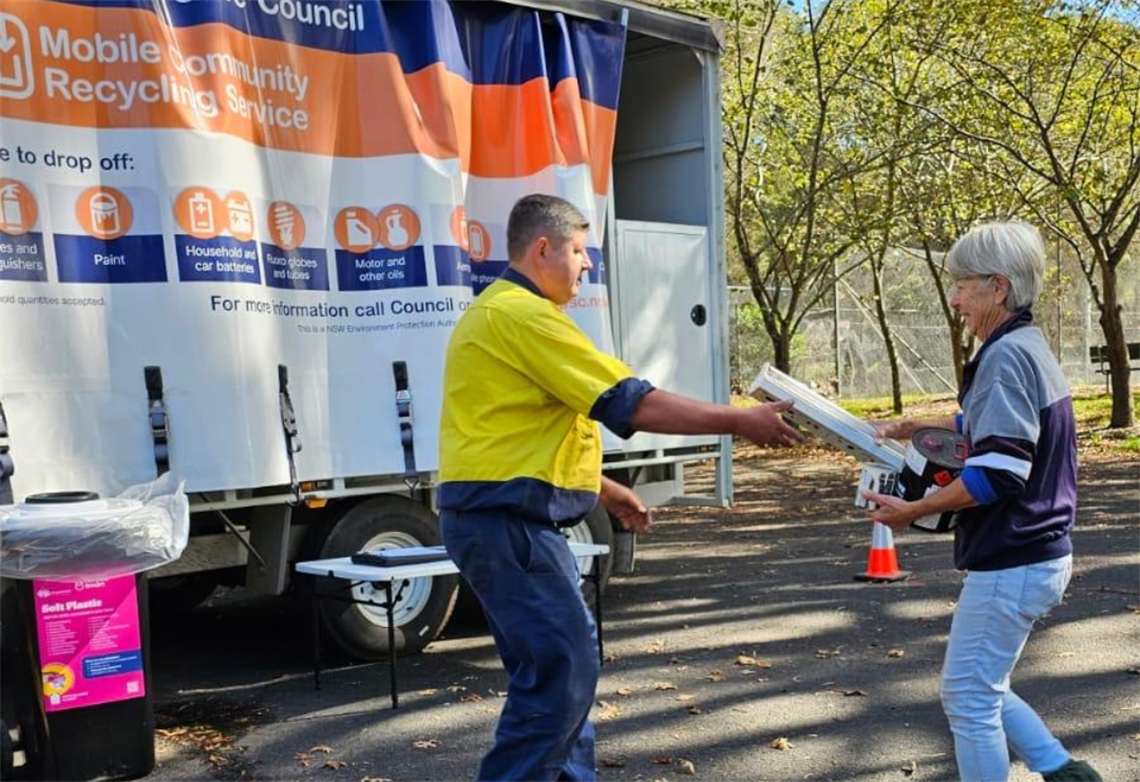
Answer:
[{"left": 148, "top": 446, "right": 1139, "bottom": 782}]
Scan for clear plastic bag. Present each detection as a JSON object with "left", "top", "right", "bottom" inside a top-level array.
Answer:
[{"left": 0, "top": 474, "right": 189, "bottom": 580}]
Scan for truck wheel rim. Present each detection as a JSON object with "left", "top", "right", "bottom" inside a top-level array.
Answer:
[
  {"left": 561, "top": 521, "right": 595, "bottom": 578},
  {"left": 350, "top": 531, "right": 433, "bottom": 628}
]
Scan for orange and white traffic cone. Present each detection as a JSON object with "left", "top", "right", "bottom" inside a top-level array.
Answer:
[{"left": 854, "top": 522, "right": 910, "bottom": 582}]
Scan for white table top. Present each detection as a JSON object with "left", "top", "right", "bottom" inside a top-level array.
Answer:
[{"left": 296, "top": 541, "right": 610, "bottom": 582}]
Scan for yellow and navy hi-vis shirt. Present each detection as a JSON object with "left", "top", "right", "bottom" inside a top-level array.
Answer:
[{"left": 438, "top": 269, "right": 655, "bottom": 525}]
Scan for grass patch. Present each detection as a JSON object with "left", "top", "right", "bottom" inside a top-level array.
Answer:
[
  {"left": 837, "top": 394, "right": 955, "bottom": 420},
  {"left": 1119, "top": 437, "right": 1140, "bottom": 453}
]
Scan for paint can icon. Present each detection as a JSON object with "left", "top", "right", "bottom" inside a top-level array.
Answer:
[{"left": 90, "top": 193, "right": 121, "bottom": 237}]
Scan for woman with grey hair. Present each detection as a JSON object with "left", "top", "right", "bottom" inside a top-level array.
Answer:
[{"left": 862, "top": 221, "right": 1101, "bottom": 782}]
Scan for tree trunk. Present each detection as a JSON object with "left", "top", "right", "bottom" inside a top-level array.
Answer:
[
  {"left": 870, "top": 263, "right": 903, "bottom": 414},
  {"left": 1098, "top": 264, "right": 1135, "bottom": 428},
  {"left": 773, "top": 330, "right": 792, "bottom": 374},
  {"left": 950, "top": 319, "right": 972, "bottom": 390}
]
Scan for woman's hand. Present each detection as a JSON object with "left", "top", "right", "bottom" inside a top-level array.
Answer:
[
  {"left": 870, "top": 419, "right": 915, "bottom": 444},
  {"left": 862, "top": 491, "right": 920, "bottom": 531},
  {"left": 600, "top": 477, "right": 651, "bottom": 533}
]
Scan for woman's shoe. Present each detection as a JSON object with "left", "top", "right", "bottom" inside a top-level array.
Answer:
[{"left": 1042, "top": 759, "right": 1103, "bottom": 782}]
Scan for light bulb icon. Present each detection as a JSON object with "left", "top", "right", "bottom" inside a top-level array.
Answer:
[{"left": 273, "top": 203, "right": 295, "bottom": 247}]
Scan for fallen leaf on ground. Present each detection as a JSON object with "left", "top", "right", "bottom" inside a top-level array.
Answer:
[
  {"left": 677, "top": 759, "right": 696, "bottom": 775},
  {"left": 707, "top": 670, "right": 725, "bottom": 682},
  {"left": 359, "top": 777, "right": 392, "bottom": 782},
  {"left": 843, "top": 689, "right": 868, "bottom": 697},
  {"left": 616, "top": 687, "right": 634, "bottom": 697},
  {"left": 770, "top": 737, "right": 794, "bottom": 751},
  {"left": 460, "top": 692, "right": 484, "bottom": 703},
  {"left": 311, "top": 746, "right": 334, "bottom": 754},
  {"left": 902, "top": 760, "right": 918, "bottom": 776},
  {"left": 815, "top": 649, "right": 842, "bottom": 658},
  {"left": 324, "top": 760, "right": 348, "bottom": 770},
  {"left": 596, "top": 700, "right": 622, "bottom": 721},
  {"left": 600, "top": 758, "right": 625, "bottom": 768},
  {"left": 446, "top": 685, "right": 466, "bottom": 693},
  {"left": 736, "top": 655, "right": 772, "bottom": 668},
  {"left": 675, "top": 694, "right": 696, "bottom": 702},
  {"left": 654, "top": 682, "right": 677, "bottom": 691},
  {"left": 207, "top": 754, "right": 229, "bottom": 766},
  {"left": 887, "top": 649, "right": 905, "bottom": 658},
  {"left": 686, "top": 704, "right": 703, "bottom": 715},
  {"left": 413, "top": 738, "right": 440, "bottom": 749},
  {"left": 296, "top": 752, "right": 313, "bottom": 767},
  {"left": 652, "top": 756, "right": 673, "bottom": 765}
]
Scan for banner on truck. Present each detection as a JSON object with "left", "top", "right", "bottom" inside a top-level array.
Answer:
[{"left": 0, "top": 0, "right": 625, "bottom": 497}]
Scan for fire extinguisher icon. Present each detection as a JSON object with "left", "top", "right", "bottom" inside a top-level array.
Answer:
[{"left": 0, "top": 183, "right": 24, "bottom": 233}]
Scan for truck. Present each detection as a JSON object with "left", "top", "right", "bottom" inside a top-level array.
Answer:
[{"left": 0, "top": 0, "right": 729, "bottom": 665}]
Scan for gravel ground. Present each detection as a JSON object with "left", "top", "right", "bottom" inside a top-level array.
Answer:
[{"left": 147, "top": 446, "right": 1140, "bottom": 782}]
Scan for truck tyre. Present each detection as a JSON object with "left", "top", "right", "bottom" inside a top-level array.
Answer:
[
  {"left": 147, "top": 572, "right": 222, "bottom": 615},
  {"left": 316, "top": 496, "right": 458, "bottom": 661},
  {"left": 562, "top": 504, "right": 614, "bottom": 606}
]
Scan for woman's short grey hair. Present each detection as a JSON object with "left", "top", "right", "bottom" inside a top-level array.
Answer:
[
  {"left": 946, "top": 221, "right": 1045, "bottom": 311},
  {"left": 507, "top": 194, "right": 589, "bottom": 261}
]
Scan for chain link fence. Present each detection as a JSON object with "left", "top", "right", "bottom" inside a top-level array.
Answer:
[{"left": 728, "top": 247, "right": 1140, "bottom": 398}]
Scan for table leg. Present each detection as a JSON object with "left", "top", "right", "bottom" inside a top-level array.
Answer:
[
  {"left": 385, "top": 581, "right": 399, "bottom": 709},
  {"left": 311, "top": 580, "right": 322, "bottom": 691},
  {"left": 589, "top": 572, "right": 604, "bottom": 667}
]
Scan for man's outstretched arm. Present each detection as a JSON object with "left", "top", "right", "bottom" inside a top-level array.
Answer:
[{"left": 629, "top": 390, "right": 802, "bottom": 448}]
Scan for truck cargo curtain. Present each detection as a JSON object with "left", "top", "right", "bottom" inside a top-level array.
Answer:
[{"left": 0, "top": 0, "right": 626, "bottom": 498}]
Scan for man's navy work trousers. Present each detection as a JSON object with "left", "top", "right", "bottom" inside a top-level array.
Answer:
[{"left": 441, "top": 510, "right": 600, "bottom": 781}]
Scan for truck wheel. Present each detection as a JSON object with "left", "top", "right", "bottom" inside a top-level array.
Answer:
[
  {"left": 147, "top": 572, "right": 222, "bottom": 615},
  {"left": 316, "top": 496, "right": 458, "bottom": 661},
  {"left": 562, "top": 504, "right": 614, "bottom": 605}
]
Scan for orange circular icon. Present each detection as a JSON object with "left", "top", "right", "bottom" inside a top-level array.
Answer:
[
  {"left": 267, "top": 201, "right": 305, "bottom": 250},
  {"left": 76, "top": 186, "right": 133, "bottom": 241},
  {"left": 334, "top": 207, "right": 379, "bottom": 253},
  {"left": 223, "top": 191, "right": 255, "bottom": 242},
  {"left": 467, "top": 220, "right": 491, "bottom": 262},
  {"left": 449, "top": 206, "right": 469, "bottom": 251},
  {"left": 0, "top": 179, "right": 39, "bottom": 236},
  {"left": 376, "top": 204, "right": 420, "bottom": 251},
  {"left": 174, "top": 187, "right": 227, "bottom": 240}
]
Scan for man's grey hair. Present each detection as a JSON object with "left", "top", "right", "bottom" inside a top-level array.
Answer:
[
  {"left": 946, "top": 220, "right": 1045, "bottom": 311},
  {"left": 507, "top": 194, "right": 589, "bottom": 261}
]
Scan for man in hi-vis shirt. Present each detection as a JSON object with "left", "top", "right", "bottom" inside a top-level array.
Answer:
[{"left": 438, "top": 194, "right": 802, "bottom": 781}]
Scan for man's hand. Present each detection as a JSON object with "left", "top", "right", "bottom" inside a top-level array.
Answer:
[
  {"left": 735, "top": 400, "right": 803, "bottom": 447},
  {"left": 600, "top": 477, "right": 651, "bottom": 533},
  {"left": 862, "top": 491, "right": 919, "bottom": 531}
]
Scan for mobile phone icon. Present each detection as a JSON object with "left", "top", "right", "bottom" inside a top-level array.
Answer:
[{"left": 0, "top": 13, "right": 35, "bottom": 100}]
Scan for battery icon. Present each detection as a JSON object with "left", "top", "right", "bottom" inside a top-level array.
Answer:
[{"left": 188, "top": 191, "right": 215, "bottom": 235}]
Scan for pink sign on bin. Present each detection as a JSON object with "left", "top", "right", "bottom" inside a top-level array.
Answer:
[{"left": 33, "top": 575, "right": 145, "bottom": 712}]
